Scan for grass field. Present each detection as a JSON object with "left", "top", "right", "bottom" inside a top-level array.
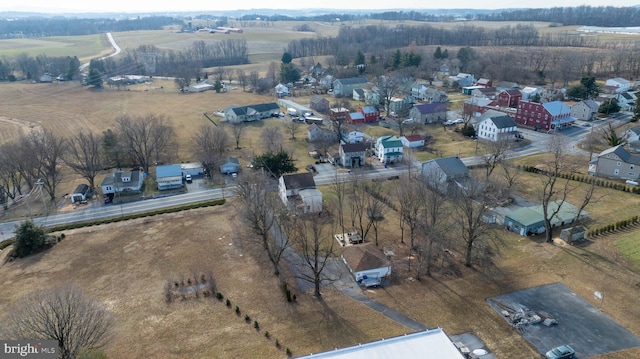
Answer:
[{"left": 0, "top": 34, "right": 107, "bottom": 59}]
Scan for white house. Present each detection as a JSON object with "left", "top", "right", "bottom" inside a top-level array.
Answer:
[
  {"left": 617, "top": 92, "right": 637, "bottom": 111},
  {"left": 376, "top": 135, "right": 403, "bottom": 163},
  {"left": 185, "top": 81, "right": 214, "bottom": 93},
  {"left": 156, "top": 164, "right": 183, "bottom": 190},
  {"left": 605, "top": 77, "right": 631, "bottom": 93},
  {"left": 520, "top": 86, "right": 542, "bottom": 101},
  {"left": 476, "top": 114, "right": 518, "bottom": 142},
  {"left": 100, "top": 169, "right": 144, "bottom": 197},
  {"left": 571, "top": 100, "right": 600, "bottom": 121},
  {"left": 279, "top": 172, "right": 322, "bottom": 213},
  {"left": 275, "top": 83, "right": 290, "bottom": 97},
  {"left": 401, "top": 134, "right": 425, "bottom": 148},
  {"left": 411, "top": 82, "right": 430, "bottom": 101},
  {"left": 341, "top": 243, "right": 391, "bottom": 284},
  {"left": 625, "top": 125, "right": 640, "bottom": 151}
]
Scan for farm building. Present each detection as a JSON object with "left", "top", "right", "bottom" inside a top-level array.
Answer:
[
  {"left": 504, "top": 200, "right": 588, "bottom": 236},
  {"left": 156, "top": 165, "right": 183, "bottom": 191},
  {"left": 70, "top": 184, "right": 91, "bottom": 203}
]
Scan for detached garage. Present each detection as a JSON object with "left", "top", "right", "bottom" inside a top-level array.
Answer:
[
  {"left": 341, "top": 243, "right": 391, "bottom": 286},
  {"left": 71, "top": 184, "right": 91, "bottom": 203},
  {"left": 156, "top": 164, "right": 183, "bottom": 190}
]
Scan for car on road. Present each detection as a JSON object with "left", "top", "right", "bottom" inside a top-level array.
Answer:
[
  {"left": 545, "top": 345, "right": 575, "bottom": 359},
  {"left": 581, "top": 123, "right": 591, "bottom": 127}
]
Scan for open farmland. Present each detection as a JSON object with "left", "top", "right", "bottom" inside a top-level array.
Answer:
[{"left": 0, "top": 34, "right": 107, "bottom": 59}]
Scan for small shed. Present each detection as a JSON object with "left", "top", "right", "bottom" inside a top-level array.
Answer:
[
  {"left": 71, "top": 184, "right": 91, "bottom": 203},
  {"left": 220, "top": 157, "right": 241, "bottom": 175},
  {"left": 560, "top": 226, "right": 586, "bottom": 243},
  {"left": 504, "top": 201, "right": 588, "bottom": 237}
]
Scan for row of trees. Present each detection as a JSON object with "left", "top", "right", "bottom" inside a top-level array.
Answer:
[
  {"left": 0, "top": 54, "right": 80, "bottom": 81},
  {"left": 0, "top": 114, "right": 175, "bottom": 207}
]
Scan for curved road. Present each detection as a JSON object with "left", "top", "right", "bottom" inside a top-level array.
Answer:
[{"left": 78, "top": 32, "right": 121, "bottom": 71}]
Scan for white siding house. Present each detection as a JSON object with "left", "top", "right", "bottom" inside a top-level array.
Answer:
[
  {"left": 375, "top": 136, "right": 403, "bottom": 163},
  {"left": 605, "top": 77, "right": 631, "bottom": 93},
  {"left": 476, "top": 115, "right": 518, "bottom": 142},
  {"left": 278, "top": 173, "right": 322, "bottom": 213}
]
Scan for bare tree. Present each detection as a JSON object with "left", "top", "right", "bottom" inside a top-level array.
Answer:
[
  {"left": 248, "top": 71, "right": 260, "bottom": 90},
  {"left": 117, "top": 114, "right": 174, "bottom": 174},
  {"left": 500, "top": 161, "right": 522, "bottom": 193},
  {"left": 230, "top": 122, "right": 245, "bottom": 149},
  {"left": 65, "top": 131, "right": 104, "bottom": 189},
  {"left": 416, "top": 178, "right": 448, "bottom": 277},
  {"left": 540, "top": 136, "right": 573, "bottom": 243},
  {"left": 0, "top": 142, "right": 26, "bottom": 203},
  {"left": 284, "top": 119, "right": 301, "bottom": 140},
  {"left": 234, "top": 173, "right": 289, "bottom": 276},
  {"left": 330, "top": 170, "right": 348, "bottom": 237},
  {"left": 174, "top": 64, "right": 195, "bottom": 91},
  {"left": 236, "top": 69, "right": 247, "bottom": 91},
  {"left": 347, "top": 171, "right": 368, "bottom": 239},
  {"left": 483, "top": 138, "right": 512, "bottom": 180},
  {"left": 192, "top": 125, "right": 229, "bottom": 174},
  {"left": 452, "top": 176, "right": 494, "bottom": 267},
  {"left": 30, "top": 129, "right": 67, "bottom": 201},
  {"left": 261, "top": 127, "right": 283, "bottom": 153},
  {"left": 4, "top": 284, "right": 114, "bottom": 359},
  {"left": 364, "top": 180, "right": 388, "bottom": 246},
  {"left": 567, "top": 180, "right": 602, "bottom": 243},
  {"left": 288, "top": 214, "right": 337, "bottom": 298}
]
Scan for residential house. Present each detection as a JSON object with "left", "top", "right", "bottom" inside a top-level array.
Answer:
[
  {"left": 156, "top": 164, "right": 183, "bottom": 190},
  {"left": 515, "top": 100, "right": 573, "bottom": 131},
  {"left": 278, "top": 172, "right": 322, "bottom": 213},
  {"left": 340, "top": 127, "right": 368, "bottom": 144},
  {"left": 359, "top": 106, "right": 380, "bottom": 122},
  {"left": 309, "top": 95, "right": 330, "bottom": 112},
  {"left": 571, "top": 100, "right": 600, "bottom": 121},
  {"left": 70, "top": 184, "right": 91, "bottom": 204},
  {"left": 520, "top": 86, "right": 542, "bottom": 101},
  {"left": 605, "top": 77, "right": 631, "bottom": 93},
  {"left": 353, "top": 88, "right": 365, "bottom": 101},
  {"left": 364, "top": 88, "right": 382, "bottom": 106},
  {"left": 307, "top": 124, "right": 336, "bottom": 143},
  {"left": 275, "top": 83, "right": 290, "bottom": 97},
  {"left": 297, "top": 328, "right": 466, "bottom": 359},
  {"left": 464, "top": 97, "right": 497, "bottom": 117},
  {"left": 319, "top": 75, "right": 334, "bottom": 90},
  {"left": 475, "top": 78, "right": 492, "bottom": 87},
  {"left": 462, "top": 86, "right": 485, "bottom": 96},
  {"left": 497, "top": 89, "right": 522, "bottom": 108},
  {"left": 38, "top": 74, "right": 54, "bottom": 83},
  {"left": 409, "top": 103, "right": 448, "bottom": 124},
  {"left": 589, "top": 145, "right": 640, "bottom": 181},
  {"left": 340, "top": 143, "right": 367, "bottom": 168},
  {"left": 471, "top": 87, "right": 497, "bottom": 99},
  {"left": 375, "top": 136, "right": 403, "bottom": 163},
  {"left": 219, "top": 157, "right": 241, "bottom": 175},
  {"left": 332, "top": 77, "right": 368, "bottom": 97},
  {"left": 224, "top": 102, "right": 280, "bottom": 123},
  {"left": 341, "top": 242, "right": 391, "bottom": 284},
  {"left": 388, "top": 96, "right": 412, "bottom": 117},
  {"left": 411, "top": 82, "right": 430, "bottom": 101},
  {"left": 347, "top": 112, "right": 366, "bottom": 124},
  {"left": 504, "top": 200, "right": 588, "bottom": 236},
  {"left": 101, "top": 169, "right": 144, "bottom": 197},
  {"left": 476, "top": 114, "right": 518, "bottom": 142},
  {"left": 617, "top": 92, "right": 637, "bottom": 111},
  {"left": 423, "top": 86, "right": 448, "bottom": 103},
  {"left": 496, "top": 81, "right": 519, "bottom": 92},
  {"left": 421, "top": 156, "right": 470, "bottom": 194},
  {"left": 448, "top": 72, "right": 475, "bottom": 87},
  {"left": 400, "top": 134, "right": 425, "bottom": 148},
  {"left": 625, "top": 125, "right": 640, "bottom": 152},
  {"left": 329, "top": 107, "right": 349, "bottom": 122}
]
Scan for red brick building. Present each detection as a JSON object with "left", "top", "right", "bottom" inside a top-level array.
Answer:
[
  {"left": 515, "top": 100, "right": 573, "bottom": 131},
  {"left": 497, "top": 89, "right": 522, "bottom": 108},
  {"left": 358, "top": 106, "right": 379, "bottom": 122}
]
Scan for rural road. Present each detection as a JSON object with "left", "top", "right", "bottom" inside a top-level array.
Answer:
[{"left": 78, "top": 32, "right": 121, "bottom": 71}]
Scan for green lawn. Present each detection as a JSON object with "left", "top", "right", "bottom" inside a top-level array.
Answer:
[{"left": 615, "top": 232, "right": 640, "bottom": 270}]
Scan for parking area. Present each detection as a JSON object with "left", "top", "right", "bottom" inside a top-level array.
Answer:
[{"left": 487, "top": 282, "right": 640, "bottom": 358}]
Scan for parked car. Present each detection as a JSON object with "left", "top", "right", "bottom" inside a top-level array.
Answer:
[
  {"left": 444, "top": 120, "right": 455, "bottom": 126},
  {"left": 545, "top": 345, "right": 575, "bottom": 359},
  {"left": 185, "top": 174, "right": 192, "bottom": 183},
  {"left": 454, "top": 118, "right": 464, "bottom": 124}
]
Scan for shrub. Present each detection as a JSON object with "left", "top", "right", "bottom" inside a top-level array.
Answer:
[
  {"left": 226, "top": 298, "right": 231, "bottom": 306},
  {"left": 235, "top": 305, "right": 240, "bottom": 314},
  {"left": 254, "top": 320, "right": 259, "bottom": 330},
  {"left": 216, "top": 292, "right": 224, "bottom": 300},
  {"left": 264, "top": 331, "right": 270, "bottom": 339},
  {"left": 244, "top": 314, "right": 250, "bottom": 322},
  {"left": 286, "top": 347, "right": 292, "bottom": 356},
  {"left": 13, "top": 220, "right": 51, "bottom": 258},
  {"left": 275, "top": 339, "right": 280, "bottom": 348}
]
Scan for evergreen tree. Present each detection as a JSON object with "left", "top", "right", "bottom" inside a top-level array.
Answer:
[
  {"left": 632, "top": 97, "right": 640, "bottom": 122},
  {"left": 433, "top": 46, "right": 442, "bottom": 59},
  {"left": 252, "top": 150, "right": 297, "bottom": 178},
  {"left": 281, "top": 52, "right": 293, "bottom": 64}
]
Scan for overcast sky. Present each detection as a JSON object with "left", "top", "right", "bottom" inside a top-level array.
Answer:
[{"left": 1, "top": 1, "right": 638, "bottom": 14}]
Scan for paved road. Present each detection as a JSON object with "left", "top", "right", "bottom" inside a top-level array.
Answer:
[{"left": 78, "top": 32, "right": 121, "bottom": 71}]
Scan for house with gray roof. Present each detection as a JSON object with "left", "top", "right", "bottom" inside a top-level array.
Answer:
[
  {"left": 340, "top": 143, "right": 367, "bottom": 168},
  {"left": 617, "top": 91, "right": 637, "bottom": 111},
  {"left": 571, "top": 99, "right": 600, "bottom": 121},
  {"left": 476, "top": 114, "right": 518, "bottom": 142},
  {"left": 224, "top": 102, "right": 280, "bottom": 123},
  {"left": 332, "top": 77, "right": 368, "bottom": 97},
  {"left": 589, "top": 145, "right": 640, "bottom": 181},
  {"left": 279, "top": 172, "right": 322, "bottom": 213},
  {"left": 309, "top": 95, "right": 329, "bottom": 112},
  {"left": 605, "top": 77, "right": 631, "bottom": 93},
  {"left": 625, "top": 125, "right": 640, "bottom": 152},
  {"left": 100, "top": 169, "right": 144, "bottom": 198},
  {"left": 219, "top": 157, "right": 240, "bottom": 175},
  {"left": 421, "top": 156, "right": 470, "bottom": 194}
]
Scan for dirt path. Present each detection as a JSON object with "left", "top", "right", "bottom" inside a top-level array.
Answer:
[{"left": 0, "top": 116, "right": 43, "bottom": 135}]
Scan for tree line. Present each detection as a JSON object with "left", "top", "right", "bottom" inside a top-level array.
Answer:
[
  {"left": 0, "top": 16, "right": 179, "bottom": 38},
  {"left": 476, "top": 5, "right": 640, "bottom": 27},
  {"left": 0, "top": 55, "right": 80, "bottom": 81}
]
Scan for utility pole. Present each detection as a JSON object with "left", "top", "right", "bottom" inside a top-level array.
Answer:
[{"left": 36, "top": 179, "right": 47, "bottom": 215}]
